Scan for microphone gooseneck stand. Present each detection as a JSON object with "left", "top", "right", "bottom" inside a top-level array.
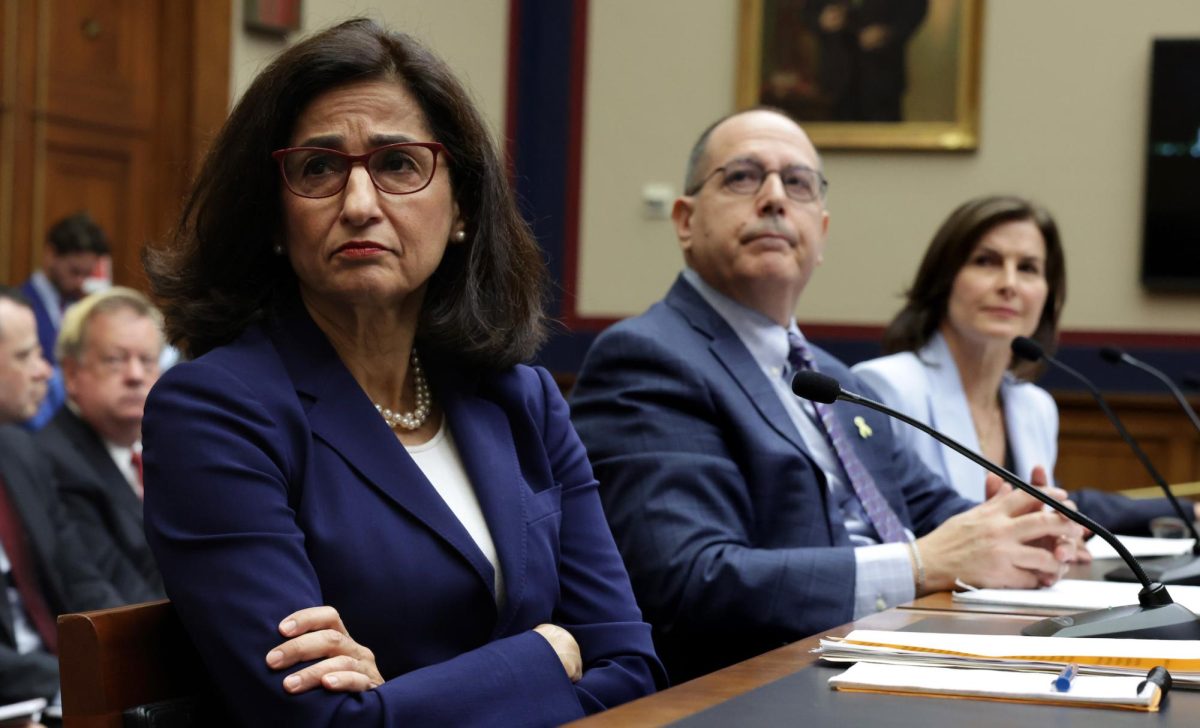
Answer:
[
  {"left": 1011, "top": 337, "right": 1200, "bottom": 585},
  {"left": 1099, "top": 346, "right": 1200, "bottom": 438},
  {"left": 791, "top": 369, "right": 1200, "bottom": 640}
]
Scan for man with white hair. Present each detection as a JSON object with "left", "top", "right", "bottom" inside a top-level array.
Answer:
[{"left": 35, "top": 288, "right": 166, "bottom": 604}]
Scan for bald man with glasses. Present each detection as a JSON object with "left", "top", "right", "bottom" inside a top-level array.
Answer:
[{"left": 570, "top": 109, "right": 1083, "bottom": 683}]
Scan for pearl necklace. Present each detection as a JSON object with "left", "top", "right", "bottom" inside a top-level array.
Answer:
[{"left": 374, "top": 349, "right": 432, "bottom": 430}]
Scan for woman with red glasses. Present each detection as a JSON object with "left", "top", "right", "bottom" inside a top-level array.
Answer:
[{"left": 142, "top": 18, "right": 663, "bottom": 726}]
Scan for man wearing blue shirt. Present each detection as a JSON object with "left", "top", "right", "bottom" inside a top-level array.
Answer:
[{"left": 20, "top": 213, "right": 110, "bottom": 431}]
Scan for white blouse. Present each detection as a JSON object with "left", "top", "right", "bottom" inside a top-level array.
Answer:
[{"left": 405, "top": 419, "right": 505, "bottom": 604}]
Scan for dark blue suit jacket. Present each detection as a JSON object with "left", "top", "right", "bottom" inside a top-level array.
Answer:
[
  {"left": 142, "top": 307, "right": 663, "bottom": 726},
  {"left": 19, "top": 278, "right": 58, "bottom": 368},
  {"left": 18, "top": 278, "right": 66, "bottom": 430},
  {"left": 35, "top": 408, "right": 163, "bottom": 604},
  {"left": 570, "top": 277, "right": 974, "bottom": 681},
  {"left": 0, "top": 425, "right": 120, "bottom": 703}
]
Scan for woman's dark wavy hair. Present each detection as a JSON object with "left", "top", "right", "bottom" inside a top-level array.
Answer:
[
  {"left": 881, "top": 195, "right": 1066, "bottom": 380},
  {"left": 145, "top": 18, "right": 546, "bottom": 368}
]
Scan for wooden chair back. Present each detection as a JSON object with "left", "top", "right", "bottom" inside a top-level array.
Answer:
[{"left": 57, "top": 600, "right": 222, "bottom": 727}]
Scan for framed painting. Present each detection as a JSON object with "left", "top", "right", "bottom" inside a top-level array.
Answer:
[
  {"left": 244, "top": 0, "right": 302, "bottom": 37},
  {"left": 736, "top": 0, "right": 984, "bottom": 151}
]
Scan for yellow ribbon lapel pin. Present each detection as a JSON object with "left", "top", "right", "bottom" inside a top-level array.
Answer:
[{"left": 853, "top": 416, "right": 873, "bottom": 439}]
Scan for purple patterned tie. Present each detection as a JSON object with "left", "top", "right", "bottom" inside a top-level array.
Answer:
[{"left": 787, "top": 333, "right": 908, "bottom": 543}]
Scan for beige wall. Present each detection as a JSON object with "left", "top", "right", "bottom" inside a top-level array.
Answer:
[
  {"left": 229, "top": 0, "right": 508, "bottom": 139},
  {"left": 230, "top": 1, "right": 1199, "bottom": 335},
  {"left": 579, "top": 0, "right": 1200, "bottom": 334}
]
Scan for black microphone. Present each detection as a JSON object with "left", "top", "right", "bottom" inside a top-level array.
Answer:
[
  {"left": 1099, "top": 346, "right": 1200, "bottom": 436},
  {"left": 791, "top": 369, "right": 1200, "bottom": 639},
  {"left": 1011, "top": 337, "right": 1200, "bottom": 585}
]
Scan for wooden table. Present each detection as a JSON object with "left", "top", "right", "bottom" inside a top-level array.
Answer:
[
  {"left": 568, "top": 608, "right": 944, "bottom": 727},
  {"left": 569, "top": 588, "right": 1200, "bottom": 727}
]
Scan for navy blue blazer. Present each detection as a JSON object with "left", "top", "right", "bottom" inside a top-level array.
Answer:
[
  {"left": 142, "top": 307, "right": 663, "bottom": 726},
  {"left": 570, "top": 276, "right": 974, "bottom": 681},
  {"left": 19, "top": 278, "right": 58, "bottom": 368}
]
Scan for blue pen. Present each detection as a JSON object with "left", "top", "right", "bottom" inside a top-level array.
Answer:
[{"left": 1053, "top": 663, "right": 1078, "bottom": 692}]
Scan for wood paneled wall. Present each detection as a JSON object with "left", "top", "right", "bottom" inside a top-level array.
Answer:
[
  {"left": 0, "top": 0, "right": 230, "bottom": 289},
  {"left": 1055, "top": 391, "right": 1200, "bottom": 492}
]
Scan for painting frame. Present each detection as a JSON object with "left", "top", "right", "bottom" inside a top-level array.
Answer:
[{"left": 736, "top": 0, "right": 984, "bottom": 151}]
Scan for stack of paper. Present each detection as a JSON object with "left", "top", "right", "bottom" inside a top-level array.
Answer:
[
  {"left": 818, "top": 629, "right": 1200, "bottom": 688},
  {"left": 830, "top": 662, "right": 1164, "bottom": 711},
  {"left": 952, "top": 579, "right": 1200, "bottom": 612},
  {"left": 1086, "top": 535, "right": 1195, "bottom": 560}
]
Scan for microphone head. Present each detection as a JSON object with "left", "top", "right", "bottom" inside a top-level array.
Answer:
[
  {"left": 1099, "top": 346, "right": 1125, "bottom": 364},
  {"left": 1011, "top": 336, "right": 1044, "bottom": 362},
  {"left": 791, "top": 370, "right": 842, "bottom": 404}
]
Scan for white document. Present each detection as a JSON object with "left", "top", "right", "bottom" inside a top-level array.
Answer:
[
  {"left": 0, "top": 698, "right": 47, "bottom": 722},
  {"left": 1086, "top": 535, "right": 1195, "bottom": 560},
  {"left": 829, "top": 662, "right": 1161, "bottom": 709},
  {"left": 819, "top": 629, "right": 1200, "bottom": 686},
  {"left": 952, "top": 578, "right": 1200, "bottom": 613}
]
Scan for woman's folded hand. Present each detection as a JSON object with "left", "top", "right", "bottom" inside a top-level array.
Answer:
[
  {"left": 266, "top": 605, "right": 385, "bottom": 694},
  {"left": 533, "top": 623, "right": 583, "bottom": 682}
]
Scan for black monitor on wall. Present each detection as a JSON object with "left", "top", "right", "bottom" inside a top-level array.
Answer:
[{"left": 1141, "top": 39, "right": 1200, "bottom": 291}]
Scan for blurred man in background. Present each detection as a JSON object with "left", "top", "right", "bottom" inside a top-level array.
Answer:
[
  {"left": 35, "top": 288, "right": 166, "bottom": 604},
  {"left": 0, "top": 287, "right": 120, "bottom": 706},
  {"left": 20, "top": 213, "right": 111, "bottom": 431}
]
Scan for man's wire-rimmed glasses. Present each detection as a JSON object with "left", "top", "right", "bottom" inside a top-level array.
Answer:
[{"left": 688, "top": 159, "right": 828, "bottom": 203}]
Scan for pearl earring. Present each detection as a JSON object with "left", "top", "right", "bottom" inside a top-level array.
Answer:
[
  {"left": 273, "top": 244, "right": 284, "bottom": 255},
  {"left": 452, "top": 230, "right": 466, "bottom": 243}
]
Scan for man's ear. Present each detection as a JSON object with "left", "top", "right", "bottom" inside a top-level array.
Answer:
[
  {"left": 60, "top": 358, "right": 79, "bottom": 399},
  {"left": 672, "top": 197, "right": 695, "bottom": 253},
  {"left": 816, "top": 208, "right": 830, "bottom": 264}
]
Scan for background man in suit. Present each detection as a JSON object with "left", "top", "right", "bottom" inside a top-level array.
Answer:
[
  {"left": 20, "top": 214, "right": 109, "bottom": 369},
  {"left": 0, "top": 291, "right": 51, "bottom": 425},
  {"left": 19, "top": 213, "right": 110, "bottom": 431},
  {"left": 35, "top": 288, "right": 166, "bottom": 604},
  {"left": 0, "top": 287, "right": 120, "bottom": 704},
  {"left": 570, "top": 109, "right": 1082, "bottom": 682}
]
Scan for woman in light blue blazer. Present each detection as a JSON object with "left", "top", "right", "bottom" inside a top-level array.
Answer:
[
  {"left": 853, "top": 196, "right": 1189, "bottom": 535},
  {"left": 141, "top": 20, "right": 662, "bottom": 726}
]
